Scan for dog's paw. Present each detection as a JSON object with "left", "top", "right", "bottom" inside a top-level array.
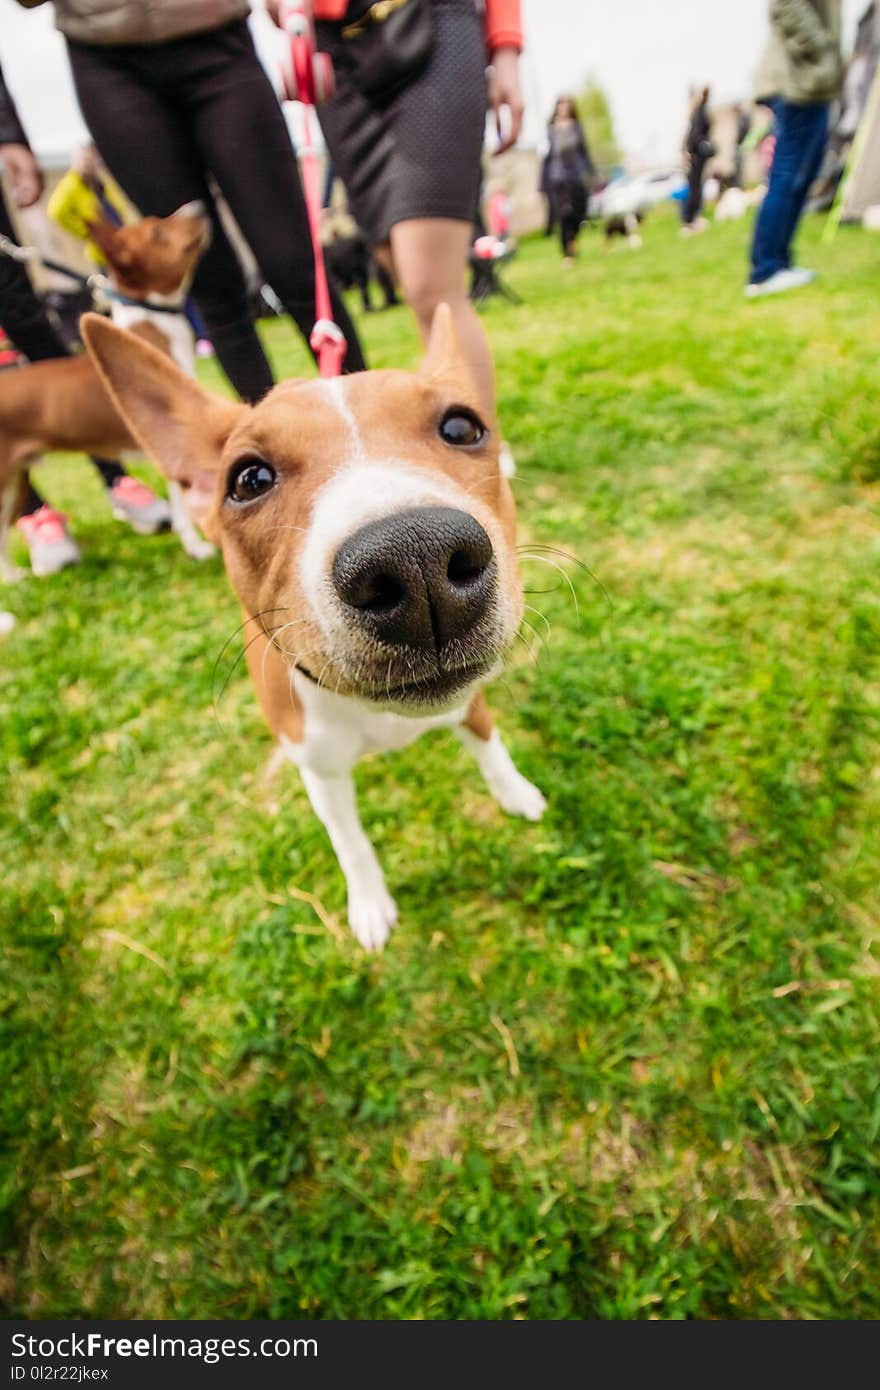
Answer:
[
  {"left": 496, "top": 774, "right": 547, "bottom": 822},
  {"left": 348, "top": 884, "right": 398, "bottom": 952},
  {"left": 183, "top": 537, "right": 217, "bottom": 561}
]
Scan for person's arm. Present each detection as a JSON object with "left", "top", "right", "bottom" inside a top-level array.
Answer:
[
  {"left": 770, "top": 0, "right": 833, "bottom": 63},
  {"left": 486, "top": 0, "right": 523, "bottom": 154},
  {"left": 0, "top": 60, "right": 43, "bottom": 207}
]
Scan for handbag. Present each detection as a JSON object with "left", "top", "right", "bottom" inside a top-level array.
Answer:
[{"left": 340, "top": 0, "right": 434, "bottom": 102}]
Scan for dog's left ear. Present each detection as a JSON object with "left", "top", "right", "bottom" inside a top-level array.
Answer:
[
  {"left": 419, "top": 303, "right": 490, "bottom": 414},
  {"left": 82, "top": 312, "right": 244, "bottom": 529}
]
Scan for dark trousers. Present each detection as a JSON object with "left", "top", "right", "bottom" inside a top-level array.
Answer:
[
  {"left": 682, "top": 156, "right": 708, "bottom": 225},
  {"left": 749, "top": 97, "right": 829, "bottom": 284},
  {"left": 550, "top": 181, "right": 586, "bottom": 256},
  {"left": 67, "top": 19, "right": 365, "bottom": 402},
  {"left": 0, "top": 189, "right": 124, "bottom": 512}
]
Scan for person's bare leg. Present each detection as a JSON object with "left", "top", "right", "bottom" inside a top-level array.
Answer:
[{"left": 389, "top": 218, "right": 495, "bottom": 413}]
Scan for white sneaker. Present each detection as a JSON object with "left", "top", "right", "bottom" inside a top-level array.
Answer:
[
  {"left": 16, "top": 506, "right": 82, "bottom": 577},
  {"left": 110, "top": 475, "right": 172, "bottom": 534},
  {"left": 745, "top": 267, "right": 817, "bottom": 299}
]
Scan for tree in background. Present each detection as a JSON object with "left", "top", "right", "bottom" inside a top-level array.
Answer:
[{"left": 576, "top": 79, "right": 622, "bottom": 178}]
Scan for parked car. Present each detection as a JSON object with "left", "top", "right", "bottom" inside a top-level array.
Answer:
[{"left": 590, "top": 168, "right": 687, "bottom": 220}]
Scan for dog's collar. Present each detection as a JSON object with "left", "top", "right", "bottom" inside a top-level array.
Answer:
[{"left": 102, "top": 287, "right": 187, "bottom": 315}]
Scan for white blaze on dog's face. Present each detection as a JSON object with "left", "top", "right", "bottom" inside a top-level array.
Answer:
[{"left": 81, "top": 306, "right": 523, "bottom": 713}]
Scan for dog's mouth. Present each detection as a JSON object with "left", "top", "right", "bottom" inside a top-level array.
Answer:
[
  {"left": 366, "top": 659, "right": 492, "bottom": 707},
  {"left": 296, "top": 655, "right": 494, "bottom": 709}
]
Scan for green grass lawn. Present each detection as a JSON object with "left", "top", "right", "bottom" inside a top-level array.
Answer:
[{"left": 1, "top": 210, "right": 878, "bottom": 1319}]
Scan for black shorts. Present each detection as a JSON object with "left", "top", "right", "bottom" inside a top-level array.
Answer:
[{"left": 315, "top": 0, "right": 488, "bottom": 245}]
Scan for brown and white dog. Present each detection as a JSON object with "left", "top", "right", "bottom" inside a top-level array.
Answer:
[
  {"left": 0, "top": 202, "right": 212, "bottom": 582},
  {"left": 82, "top": 306, "right": 547, "bottom": 950}
]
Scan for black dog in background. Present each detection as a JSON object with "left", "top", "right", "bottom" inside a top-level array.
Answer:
[{"left": 323, "top": 230, "right": 400, "bottom": 314}]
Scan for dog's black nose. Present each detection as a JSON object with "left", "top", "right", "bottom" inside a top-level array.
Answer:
[{"left": 332, "top": 506, "right": 495, "bottom": 649}]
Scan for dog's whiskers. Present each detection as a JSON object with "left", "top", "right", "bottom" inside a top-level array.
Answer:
[
  {"left": 212, "top": 610, "right": 294, "bottom": 726},
  {"left": 517, "top": 553, "right": 581, "bottom": 626},
  {"left": 517, "top": 543, "right": 612, "bottom": 610},
  {"left": 267, "top": 616, "right": 311, "bottom": 658},
  {"left": 523, "top": 603, "right": 552, "bottom": 642},
  {"left": 211, "top": 607, "right": 291, "bottom": 698}
]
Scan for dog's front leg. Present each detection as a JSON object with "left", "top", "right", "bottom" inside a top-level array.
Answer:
[
  {"left": 456, "top": 694, "right": 547, "bottom": 821},
  {"left": 167, "top": 480, "right": 216, "bottom": 560},
  {"left": 0, "top": 474, "right": 27, "bottom": 583},
  {"left": 299, "top": 766, "right": 398, "bottom": 951}
]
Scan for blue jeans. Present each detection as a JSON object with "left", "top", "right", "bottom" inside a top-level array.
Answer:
[{"left": 749, "top": 97, "right": 829, "bottom": 284}]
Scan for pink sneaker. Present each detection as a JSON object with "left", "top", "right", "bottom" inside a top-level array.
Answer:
[
  {"left": 16, "top": 506, "right": 81, "bottom": 576},
  {"left": 111, "top": 474, "right": 171, "bottom": 534}
]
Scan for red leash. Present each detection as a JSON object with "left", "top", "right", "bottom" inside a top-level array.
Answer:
[{"left": 279, "top": 1, "right": 347, "bottom": 378}]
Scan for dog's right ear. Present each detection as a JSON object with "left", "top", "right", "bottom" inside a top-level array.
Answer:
[{"left": 81, "top": 313, "right": 244, "bottom": 526}]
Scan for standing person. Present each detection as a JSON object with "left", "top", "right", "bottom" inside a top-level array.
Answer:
[
  {"left": 746, "top": 0, "right": 842, "bottom": 298},
  {"left": 545, "top": 95, "right": 594, "bottom": 261},
  {"left": 0, "top": 61, "right": 170, "bottom": 576},
  {"left": 732, "top": 103, "right": 752, "bottom": 187},
  {"left": 681, "top": 85, "right": 713, "bottom": 234},
  {"left": 16, "top": 0, "right": 366, "bottom": 402},
  {"left": 269, "top": 0, "right": 524, "bottom": 418}
]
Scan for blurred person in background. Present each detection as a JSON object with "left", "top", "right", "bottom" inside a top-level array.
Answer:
[
  {"left": 746, "top": 0, "right": 842, "bottom": 297},
  {"left": 545, "top": 95, "right": 594, "bottom": 262},
  {"left": 681, "top": 85, "right": 714, "bottom": 234},
  {"left": 732, "top": 102, "right": 753, "bottom": 187}
]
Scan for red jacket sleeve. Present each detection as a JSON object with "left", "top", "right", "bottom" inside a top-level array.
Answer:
[{"left": 486, "top": 0, "right": 523, "bottom": 53}]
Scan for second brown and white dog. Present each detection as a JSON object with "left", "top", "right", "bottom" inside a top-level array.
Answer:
[{"left": 82, "top": 306, "right": 546, "bottom": 950}]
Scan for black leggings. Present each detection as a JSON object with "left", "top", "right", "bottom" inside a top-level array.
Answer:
[
  {"left": 0, "top": 189, "right": 125, "bottom": 513},
  {"left": 682, "top": 157, "right": 707, "bottom": 225},
  {"left": 67, "top": 20, "right": 365, "bottom": 402},
  {"left": 550, "top": 182, "right": 586, "bottom": 257}
]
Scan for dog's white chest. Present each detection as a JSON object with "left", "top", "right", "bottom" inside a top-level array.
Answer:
[
  {"left": 109, "top": 302, "right": 195, "bottom": 375},
  {"left": 286, "top": 673, "right": 465, "bottom": 777}
]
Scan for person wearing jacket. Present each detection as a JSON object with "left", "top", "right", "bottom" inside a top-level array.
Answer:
[
  {"left": 681, "top": 86, "right": 713, "bottom": 233},
  {"left": 545, "top": 96, "right": 594, "bottom": 260},
  {"left": 269, "top": 0, "right": 524, "bottom": 419},
  {"left": 16, "top": 0, "right": 366, "bottom": 400},
  {"left": 746, "top": 0, "right": 843, "bottom": 297},
  {"left": 0, "top": 61, "right": 171, "bottom": 575}
]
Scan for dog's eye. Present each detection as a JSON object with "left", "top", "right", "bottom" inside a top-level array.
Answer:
[
  {"left": 227, "top": 458, "right": 277, "bottom": 503},
  {"left": 439, "top": 409, "right": 486, "bottom": 448}
]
